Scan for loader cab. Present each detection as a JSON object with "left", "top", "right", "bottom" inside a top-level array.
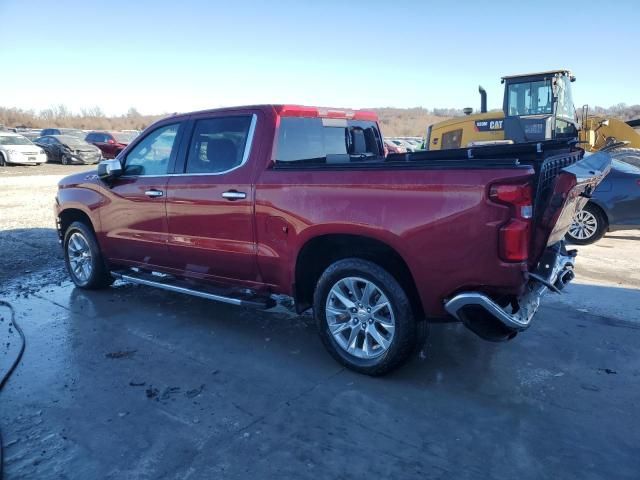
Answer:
[{"left": 502, "top": 70, "right": 579, "bottom": 143}]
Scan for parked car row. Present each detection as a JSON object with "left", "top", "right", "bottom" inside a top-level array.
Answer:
[
  {"left": 0, "top": 128, "right": 140, "bottom": 166},
  {"left": 383, "top": 137, "right": 423, "bottom": 154}
]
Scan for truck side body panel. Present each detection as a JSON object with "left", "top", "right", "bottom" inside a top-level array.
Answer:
[{"left": 254, "top": 167, "right": 534, "bottom": 315}]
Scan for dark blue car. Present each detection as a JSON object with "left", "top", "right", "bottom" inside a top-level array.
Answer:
[{"left": 568, "top": 158, "right": 640, "bottom": 244}]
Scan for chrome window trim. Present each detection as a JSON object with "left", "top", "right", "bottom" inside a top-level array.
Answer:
[{"left": 119, "top": 113, "right": 258, "bottom": 179}]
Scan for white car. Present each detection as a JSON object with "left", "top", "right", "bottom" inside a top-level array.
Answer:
[{"left": 0, "top": 132, "right": 48, "bottom": 166}]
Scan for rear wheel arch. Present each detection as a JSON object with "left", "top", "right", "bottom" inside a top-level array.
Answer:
[{"left": 293, "top": 234, "right": 424, "bottom": 319}]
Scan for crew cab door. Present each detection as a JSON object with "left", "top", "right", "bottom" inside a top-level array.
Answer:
[
  {"left": 98, "top": 122, "right": 184, "bottom": 268},
  {"left": 165, "top": 112, "right": 260, "bottom": 287}
]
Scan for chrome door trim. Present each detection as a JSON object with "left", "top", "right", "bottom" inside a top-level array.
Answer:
[{"left": 119, "top": 113, "right": 258, "bottom": 179}]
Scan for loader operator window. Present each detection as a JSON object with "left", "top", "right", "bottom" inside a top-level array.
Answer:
[
  {"left": 555, "top": 76, "right": 576, "bottom": 121},
  {"left": 507, "top": 80, "right": 553, "bottom": 116}
]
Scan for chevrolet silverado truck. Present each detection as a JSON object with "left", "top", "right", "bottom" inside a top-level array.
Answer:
[{"left": 54, "top": 105, "right": 611, "bottom": 375}]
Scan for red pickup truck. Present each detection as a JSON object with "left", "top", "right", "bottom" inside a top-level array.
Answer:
[{"left": 55, "top": 105, "right": 611, "bottom": 375}]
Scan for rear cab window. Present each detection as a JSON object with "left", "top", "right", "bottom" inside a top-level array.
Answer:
[{"left": 274, "top": 116, "right": 384, "bottom": 166}]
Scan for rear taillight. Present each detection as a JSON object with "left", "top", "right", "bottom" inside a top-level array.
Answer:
[{"left": 490, "top": 182, "right": 533, "bottom": 262}]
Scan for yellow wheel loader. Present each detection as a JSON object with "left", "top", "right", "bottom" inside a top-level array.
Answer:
[{"left": 425, "top": 69, "right": 640, "bottom": 158}]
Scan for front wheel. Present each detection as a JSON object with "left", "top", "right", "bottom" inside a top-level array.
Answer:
[
  {"left": 0, "top": 154, "right": 6, "bottom": 167},
  {"left": 313, "top": 258, "right": 419, "bottom": 376},
  {"left": 63, "top": 221, "right": 113, "bottom": 289},
  {"left": 567, "top": 204, "right": 607, "bottom": 245}
]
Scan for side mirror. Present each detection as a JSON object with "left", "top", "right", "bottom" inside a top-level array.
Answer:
[{"left": 97, "top": 158, "right": 123, "bottom": 181}]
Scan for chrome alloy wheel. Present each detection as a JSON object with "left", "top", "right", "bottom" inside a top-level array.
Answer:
[
  {"left": 569, "top": 210, "right": 598, "bottom": 240},
  {"left": 325, "top": 276, "right": 396, "bottom": 359},
  {"left": 67, "top": 232, "right": 93, "bottom": 283}
]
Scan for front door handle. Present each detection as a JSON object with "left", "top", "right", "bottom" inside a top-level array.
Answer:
[
  {"left": 145, "top": 189, "right": 164, "bottom": 198},
  {"left": 222, "top": 190, "right": 247, "bottom": 200}
]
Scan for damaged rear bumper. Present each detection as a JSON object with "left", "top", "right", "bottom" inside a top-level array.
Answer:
[{"left": 444, "top": 244, "right": 576, "bottom": 341}]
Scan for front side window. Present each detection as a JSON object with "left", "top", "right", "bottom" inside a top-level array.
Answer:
[
  {"left": 124, "top": 123, "right": 180, "bottom": 176},
  {"left": 275, "top": 117, "right": 383, "bottom": 164},
  {"left": 185, "top": 116, "right": 253, "bottom": 174},
  {"left": 507, "top": 80, "right": 553, "bottom": 116}
]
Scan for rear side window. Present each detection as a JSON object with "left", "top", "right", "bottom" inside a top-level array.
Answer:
[
  {"left": 185, "top": 116, "right": 254, "bottom": 174},
  {"left": 274, "top": 117, "right": 383, "bottom": 165}
]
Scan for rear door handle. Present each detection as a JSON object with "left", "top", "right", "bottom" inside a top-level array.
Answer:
[
  {"left": 222, "top": 190, "right": 247, "bottom": 200},
  {"left": 144, "top": 189, "right": 164, "bottom": 198}
]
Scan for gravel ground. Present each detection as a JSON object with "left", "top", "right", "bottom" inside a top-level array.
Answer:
[
  {"left": 0, "top": 165, "right": 93, "bottom": 290},
  {"left": 0, "top": 163, "right": 94, "bottom": 178}
]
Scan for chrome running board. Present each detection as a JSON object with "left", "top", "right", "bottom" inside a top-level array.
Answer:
[{"left": 111, "top": 270, "right": 275, "bottom": 309}]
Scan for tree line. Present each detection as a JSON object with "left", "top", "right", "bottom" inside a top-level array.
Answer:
[{"left": 1, "top": 103, "right": 638, "bottom": 137}]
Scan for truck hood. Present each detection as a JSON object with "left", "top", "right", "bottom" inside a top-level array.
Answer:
[{"left": 58, "top": 169, "right": 99, "bottom": 188}]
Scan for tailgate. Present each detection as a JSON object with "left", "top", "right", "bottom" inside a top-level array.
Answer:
[{"left": 531, "top": 150, "right": 611, "bottom": 261}]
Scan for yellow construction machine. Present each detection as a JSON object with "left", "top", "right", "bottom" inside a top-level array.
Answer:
[{"left": 425, "top": 69, "right": 640, "bottom": 157}]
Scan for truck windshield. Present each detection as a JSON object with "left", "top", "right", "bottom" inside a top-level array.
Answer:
[
  {"left": 507, "top": 79, "right": 553, "bottom": 116},
  {"left": 275, "top": 117, "right": 384, "bottom": 164}
]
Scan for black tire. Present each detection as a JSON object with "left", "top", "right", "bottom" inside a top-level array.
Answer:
[
  {"left": 63, "top": 221, "right": 113, "bottom": 289},
  {"left": 313, "top": 258, "right": 418, "bottom": 376},
  {"left": 567, "top": 203, "right": 607, "bottom": 245},
  {"left": 0, "top": 153, "right": 7, "bottom": 167},
  {"left": 61, "top": 154, "right": 70, "bottom": 165}
]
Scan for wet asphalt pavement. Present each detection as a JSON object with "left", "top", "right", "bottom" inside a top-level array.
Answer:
[
  {"left": 1, "top": 166, "right": 639, "bottom": 479},
  {"left": 1, "top": 276, "right": 639, "bottom": 479}
]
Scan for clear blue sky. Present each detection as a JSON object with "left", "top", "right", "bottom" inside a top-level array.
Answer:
[{"left": 0, "top": 0, "right": 637, "bottom": 115}]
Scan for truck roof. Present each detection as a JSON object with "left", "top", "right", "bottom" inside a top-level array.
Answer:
[{"left": 166, "top": 105, "right": 378, "bottom": 122}]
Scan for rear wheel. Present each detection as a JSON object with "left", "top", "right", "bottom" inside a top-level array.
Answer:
[
  {"left": 0, "top": 153, "right": 7, "bottom": 166},
  {"left": 313, "top": 258, "right": 418, "bottom": 376},
  {"left": 568, "top": 204, "right": 607, "bottom": 245},
  {"left": 63, "top": 221, "right": 113, "bottom": 289}
]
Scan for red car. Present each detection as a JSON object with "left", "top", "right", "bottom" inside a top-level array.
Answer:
[
  {"left": 55, "top": 105, "right": 611, "bottom": 375},
  {"left": 85, "top": 131, "right": 138, "bottom": 159},
  {"left": 384, "top": 138, "right": 406, "bottom": 154}
]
